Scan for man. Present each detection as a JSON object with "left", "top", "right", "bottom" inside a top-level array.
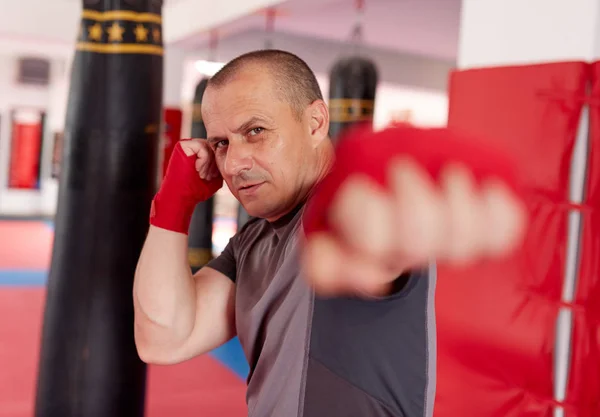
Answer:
[{"left": 133, "top": 50, "right": 526, "bottom": 417}]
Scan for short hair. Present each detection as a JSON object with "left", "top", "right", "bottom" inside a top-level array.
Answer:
[{"left": 207, "top": 49, "right": 324, "bottom": 119}]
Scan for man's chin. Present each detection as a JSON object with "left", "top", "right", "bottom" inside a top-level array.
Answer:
[
  {"left": 239, "top": 205, "right": 262, "bottom": 219},
  {"left": 238, "top": 200, "right": 272, "bottom": 220}
]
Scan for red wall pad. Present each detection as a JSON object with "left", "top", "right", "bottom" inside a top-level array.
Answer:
[
  {"left": 9, "top": 113, "right": 42, "bottom": 189},
  {"left": 436, "top": 62, "right": 590, "bottom": 417}
]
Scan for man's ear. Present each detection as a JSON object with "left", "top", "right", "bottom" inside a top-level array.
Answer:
[{"left": 307, "top": 99, "right": 330, "bottom": 146}]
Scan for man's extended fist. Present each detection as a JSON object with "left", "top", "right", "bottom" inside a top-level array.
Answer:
[{"left": 302, "top": 126, "right": 527, "bottom": 297}]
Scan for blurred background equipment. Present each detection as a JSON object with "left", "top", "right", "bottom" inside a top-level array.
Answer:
[
  {"left": 187, "top": 30, "right": 219, "bottom": 273},
  {"left": 328, "top": 57, "right": 378, "bottom": 140},
  {"left": 8, "top": 109, "right": 45, "bottom": 190},
  {"left": 162, "top": 108, "right": 183, "bottom": 183},
  {"left": 187, "top": 77, "right": 216, "bottom": 273},
  {"left": 34, "top": 0, "right": 163, "bottom": 416},
  {"left": 328, "top": 0, "right": 379, "bottom": 141}
]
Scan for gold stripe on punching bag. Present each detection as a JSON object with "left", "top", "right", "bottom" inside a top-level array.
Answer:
[
  {"left": 77, "top": 7, "right": 164, "bottom": 56},
  {"left": 192, "top": 103, "right": 203, "bottom": 123},
  {"left": 81, "top": 9, "right": 162, "bottom": 23},
  {"left": 188, "top": 248, "right": 214, "bottom": 269},
  {"left": 328, "top": 98, "right": 375, "bottom": 123},
  {"left": 328, "top": 56, "right": 379, "bottom": 141},
  {"left": 34, "top": 1, "right": 163, "bottom": 416}
]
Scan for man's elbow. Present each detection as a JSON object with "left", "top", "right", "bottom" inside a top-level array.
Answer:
[
  {"left": 133, "top": 323, "right": 187, "bottom": 365},
  {"left": 134, "top": 339, "right": 185, "bottom": 365},
  {"left": 135, "top": 347, "right": 175, "bottom": 365}
]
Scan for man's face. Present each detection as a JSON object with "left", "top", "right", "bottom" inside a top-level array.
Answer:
[{"left": 201, "top": 68, "right": 318, "bottom": 221}]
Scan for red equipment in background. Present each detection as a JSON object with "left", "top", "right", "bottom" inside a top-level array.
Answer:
[
  {"left": 8, "top": 109, "right": 44, "bottom": 189},
  {"left": 162, "top": 108, "right": 183, "bottom": 179}
]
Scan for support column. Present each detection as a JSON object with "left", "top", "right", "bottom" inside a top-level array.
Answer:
[
  {"left": 434, "top": 1, "right": 600, "bottom": 416},
  {"left": 187, "top": 77, "right": 216, "bottom": 272},
  {"left": 163, "top": 46, "right": 186, "bottom": 108},
  {"left": 458, "top": 0, "right": 600, "bottom": 68}
]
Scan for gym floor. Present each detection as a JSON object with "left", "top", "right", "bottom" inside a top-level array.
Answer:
[{"left": 0, "top": 220, "right": 249, "bottom": 417}]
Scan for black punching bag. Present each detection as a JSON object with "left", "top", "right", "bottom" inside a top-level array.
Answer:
[
  {"left": 34, "top": 1, "right": 163, "bottom": 416},
  {"left": 328, "top": 56, "right": 378, "bottom": 141},
  {"left": 188, "top": 78, "right": 215, "bottom": 273}
]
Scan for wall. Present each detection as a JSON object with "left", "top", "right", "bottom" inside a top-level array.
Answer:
[
  {"left": 186, "top": 28, "right": 456, "bottom": 92},
  {"left": 0, "top": 54, "right": 67, "bottom": 217},
  {"left": 182, "top": 27, "right": 452, "bottom": 131},
  {"left": 182, "top": 59, "right": 449, "bottom": 133},
  {"left": 372, "top": 81, "right": 448, "bottom": 128}
]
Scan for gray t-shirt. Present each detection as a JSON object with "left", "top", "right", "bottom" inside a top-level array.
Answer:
[{"left": 207, "top": 202, "right": 437, "bottom": 417}]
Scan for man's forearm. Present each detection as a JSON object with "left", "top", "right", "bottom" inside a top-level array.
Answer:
[{"left": 133, "top": 226, "right": 197, "bottom": 353}]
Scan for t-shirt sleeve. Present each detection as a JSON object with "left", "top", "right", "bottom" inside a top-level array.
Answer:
[{"left": 205, "top": 237, "right": 237, "bottom": 283}]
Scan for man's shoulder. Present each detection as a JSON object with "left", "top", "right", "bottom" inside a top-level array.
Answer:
[
  {"left": 235, "top": 216, "right": 267, "bottom": 238},
  {"left": 233, "top": 208, "right": 303, "bottom": 255}
]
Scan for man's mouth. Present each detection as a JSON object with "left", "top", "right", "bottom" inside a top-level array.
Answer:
[{"left": 238, "top": 182, "right": 264, "bottom": 193}]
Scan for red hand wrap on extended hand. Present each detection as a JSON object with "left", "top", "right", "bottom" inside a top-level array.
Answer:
[
  {"left": 303, "top": 125, "right": 522, "bottom": 237},
  {"left": 150, "top": 142, "right": 222, "bottom": 234}
]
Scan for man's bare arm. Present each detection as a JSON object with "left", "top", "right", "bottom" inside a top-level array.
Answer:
[{"left": 133, "top": 226, "right": 236, "bottom": 365}]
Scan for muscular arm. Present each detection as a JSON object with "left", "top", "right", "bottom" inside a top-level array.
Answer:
[{"left": 133, "top": 226, "right": 236, "bottom": 365}]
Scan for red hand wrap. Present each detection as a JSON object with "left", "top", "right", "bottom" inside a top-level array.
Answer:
[
  {"left": 150, "top": 142, "right": 222, "bottom": 234},
  {"left": 303, "top": 125, "right": 521, "bottom": 237}
]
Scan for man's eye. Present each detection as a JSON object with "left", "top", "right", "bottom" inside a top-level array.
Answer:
[
  {"left": 249, "top": 127, "right": 264, "bottom": 136},
  {"left": 215, "top": 139, "right": 228, "bottom": 149}
]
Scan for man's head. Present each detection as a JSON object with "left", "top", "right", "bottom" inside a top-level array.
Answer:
[{"left": 201, "top": 50, "right": 333, "bottom": 222}]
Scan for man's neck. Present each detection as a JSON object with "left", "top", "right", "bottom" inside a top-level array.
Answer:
[
  {"left": 306, "top": 140, "right": 335, "bottom": 198},
  {"left": 265, "top": 140, "right": 335, "bottom": 223}
]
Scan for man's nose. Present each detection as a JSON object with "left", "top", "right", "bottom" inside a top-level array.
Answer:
[{"left": 223, "top": 141, "right": 253, "bottom": 177}]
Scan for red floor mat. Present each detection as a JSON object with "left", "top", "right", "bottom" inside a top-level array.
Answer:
[
  {"left": 0, "top": 289, "right": 248, "bottom": 417},
  {"left": 0, "top": 222, "right": 53, "bottom": 269}
]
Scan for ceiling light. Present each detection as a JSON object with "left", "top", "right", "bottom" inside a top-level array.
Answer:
[{"left": 195, "top": 60, "right": 225, "bottom": 76}]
